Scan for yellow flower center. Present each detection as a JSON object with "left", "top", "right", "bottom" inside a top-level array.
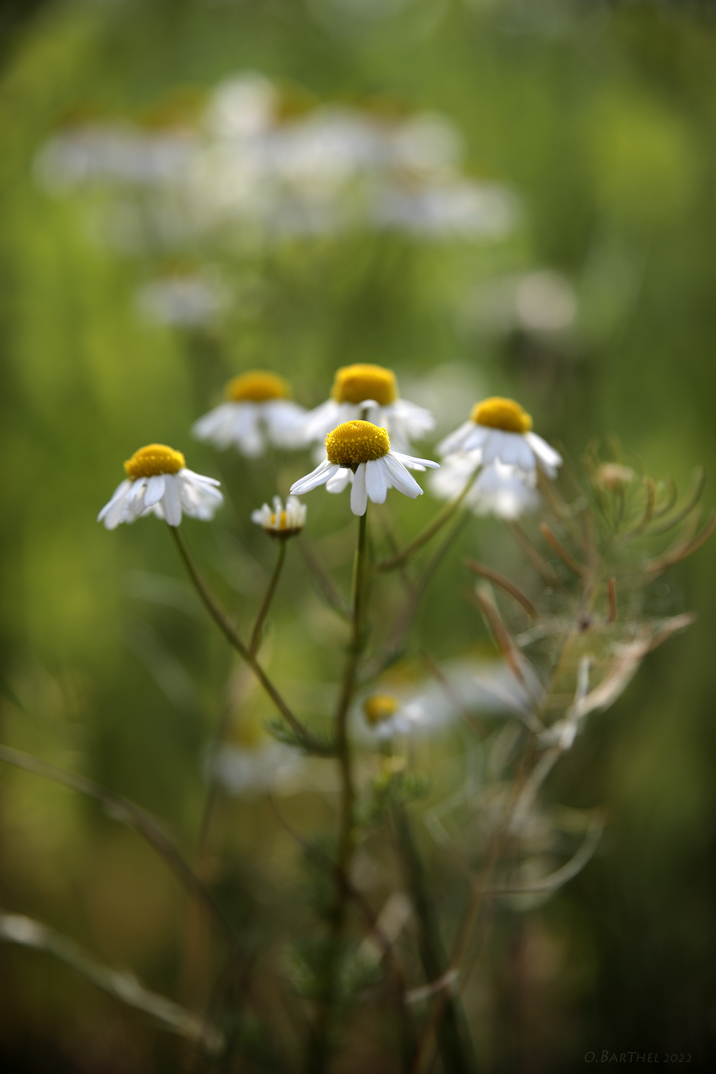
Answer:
[
  {"left": 470, "top": 397, "right": 532, "bottom": 434},
  {"left": 331, "top": 364, "right": 398, "bottom": 407},
  {"left": 124, "top": 444, "right": 185, "bottom": 480},
  {"left": 363, "top": 694, "right": 399, "bottom": 726},
  {"left": 325, "top": 420, "right": 391, "bottom": 468},
  {"left": 226, "top": 371, "right": 290, "bottom": 403}
]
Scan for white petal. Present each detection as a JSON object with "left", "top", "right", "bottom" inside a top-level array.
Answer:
[
  {"left": 365, "top": 459, "right": 389, "bottom": 504},
  {"left": 290, "top": 459, "right": 336, "bottom": 494},
  {"left": 390, "top": 398, "right": 435, "bottom": 437},
  {"left": 525, "top": 431, "right": 563, "bottom": 473},
  {"left": 482, "top": 430, "right": 534, "bottom": 471},
  {"left": 161, "top": 474, "right": 182, "bottom": 526},
  {"left": 144, "top": 474, "right": 166, "bottom": 507},
  {"left": 326, "top": 467, "right": 352, "bottom": 493},
  {"left": 301, "top": 399, "right": 346, "bottom": 442},
  {"left": 181, "top": 467, "right": 221, "bottom": 487},
  {"left": 391, "top": 451, "right": 440, "bottom": 471},
  {"left": 437, "top": 420, "right": 482, "bottom": 456},
  {"left": 232, "top": 404, "right": 264, "bottom": 456},
  {"left": 98, "top": 480, "right": 132, "bottom": 529},
  {"left": 350, "top": 463, "right": 368, "bottom": 515},
  {"left": 126, "top": 478, "right": 148, "bottom": 516},
  {"left": 192, "top": 403, "right": 238, "bottom": 449},
  {"left": 383, "top": 453, "right": 422, "bottom": 498},
  {"left": 264, "top": 399, "right": 308, "bottom": 448},
  {"left": 178, "top": 472, "right": 223, "bottom": 520}
]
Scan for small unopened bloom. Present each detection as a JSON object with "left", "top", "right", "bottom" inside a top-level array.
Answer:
[
  {"left": 595, "top": 463, "right": 636, "bottom": 491},
  {"left": 251, "top": 495, "right": 306, "bottom": 538},
  {"left": 290, "top": 420, "right": 439, "bottom": 516},
  {"left": 192, "top": 370, "right": 306, "bottom": 456},
  {"left": 98, "top": 444, "right": 222, "bottom": 528},
  {"left": 438, "top": 396, "right": 562, "bottom": 479},
  {"left": 301, "top": 363, "right": 434, "bottom": 452}
]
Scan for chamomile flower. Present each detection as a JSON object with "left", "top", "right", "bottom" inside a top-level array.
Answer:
[
  {"left": 290, "top": 420, "right": 439, "bottom": 516},
  {"left": 98, "top": 444, "right": 223, "bottom": 529},
  {"left": 301, "top": 363, "right": 434, "bottom": 452},
  {"left": 192, "top": 370, "right": 306, "bottom": 456},
  {"left": 437, "top": 396, "right": 562, "bottom": 480},
  {"left": 430, "top": 454, "right": 539, "bottom": 520},
  {"left": 362, "top": 694, "right": 411, "bottom": 740},
  {"left": 251, "top": 495, "right": 306, "bottom": 538}
]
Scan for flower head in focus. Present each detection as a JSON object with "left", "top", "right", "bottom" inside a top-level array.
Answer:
[
  {"left": 98, "top": 444, "right": 223, "bottom": 529},
  {"left": 192, "top": 370, "right": 306, "bottom": 456},
  {"left": 301, "top": 364, "right": 434, "bottom": 453},
  {"left": 251, "top": 495, "right": 306, "bottom": 539},
  {"left": 290, "top": 420, "right": 439, "bottom": 516},
  {"left": 438, "top": 397, "right": 562, "bottom": 478}
]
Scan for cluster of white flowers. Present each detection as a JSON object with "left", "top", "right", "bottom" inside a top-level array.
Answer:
[
  {"left": 37, "top": 73, "right": 518, "bottom": 328},
  {"left": 98, "top": 363, "right": 563, "bottom": 531}
]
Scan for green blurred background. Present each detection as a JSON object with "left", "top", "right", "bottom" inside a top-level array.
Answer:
[{"left": 1, "top": 0, "right": 716, "bottom": 1070}]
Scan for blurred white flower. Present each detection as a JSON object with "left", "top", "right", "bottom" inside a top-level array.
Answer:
[
  {"left": 193, "top": 371, "right": 306, "bottom": 456},
  {"left": 290, "top": 420, "right": 438, "bottom": 516},
  {"left": 301, "top": 363, "right": 434, "bottom": 453},
  {"left": 98, "top": 444, "right": 222, "bottom": 529},
  {"left": 430, "top": 455, "right": 539, "bottom": 520},
  {"left": 373, "top": 179, "right": 517, "bottom": 239},
  {"left": 212, "top": 740, "right": 307, "bottom": 797},
  {"left": 135, "top": 271, "right": 227, "bottom": 327},
  {"left": 464, "top": 270, "right": 577, "bottom": 337},
  {"left": 34, "top": 124, "right": 197, "bottom": 192}
]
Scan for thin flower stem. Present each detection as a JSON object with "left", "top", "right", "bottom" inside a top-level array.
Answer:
[
  {"left": 377, "top": 471, "right": 475, "bottom": 572},
  {"left": 392, "top": 805, "right": 477, "bottom": 1074},
  {"left": 0, "top": 744, "right": 239, "bottom": 954},
  {"left": 507, "top": 521, "right": 560, "bottom": 585},
  {"left": 365, "top": 511, "right": 469, "bottom": 682},
  {"left": 306, "top": 509, "right": 370, "bottom": 1073},
  {"left": 464, "top": 558, "right": 539, "bottom": 618},
  {"left": 300, "top": 536, "right": 351, "bottom": 620},
  {"left": 168, "top": 526, "right": 323, "bottom": 753},
  {"left": 540, "top": 523, "right": 588, "bottom": 578},
  {"left": 249, "top": 540, "right": 287, "bottom": 657}
]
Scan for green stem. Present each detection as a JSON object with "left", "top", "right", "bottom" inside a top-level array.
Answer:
[
  {"left": 377, "top": 471, "right": 475, "bottom": 572},
  {"left": 305, "top": 509, "right": 370, "bottom": 1073},
  {"left": 249, "top": 540, "right": 287, "bottom": 657},
  {"left": 169, "top": 526, "right": 323, "bottom": 753},
  {"left": 393, "top": 806, "right": 477, "bottom": 1074}
]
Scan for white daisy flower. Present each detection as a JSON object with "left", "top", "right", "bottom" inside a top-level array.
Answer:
[
  {"left": 437, "top": 396, "right": 562, "bottom": 480},
  {"left": 362, "top": 694, "right": 412, "bottom": 741},
  {"left": 430, "top": 454, "right": 539, "bottom": 520},
  {"left": 192, "top": 370, "right": 307, "bottom": 456},
  {"left": 290, "top": 420, "right": 439, "bottom": 517},
  {"left": 251, "top": 495, "right": 306, "bottom": 538},
  {"left": 301, "top": 363, "right": 434, "bottom": 453},
  {"left": 98, "top": 444, "right": 223, "bottom": 529}
]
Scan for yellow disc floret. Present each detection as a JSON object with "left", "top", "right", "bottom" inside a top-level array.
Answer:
[
  {"left": 363, "top": 694, "right": 399, "bottom": 726},
  {"left": 471, "top": 397, "right": 532, "bottom": 434},
  {"left": 325, "top": 420, "right": 391, "bottom": 468},
  {"left": 124, "top": 444, "right": 185, "bottom": 480},
  {"left": 331, "top": 364, "right": 398, "bottom": 407},
  {"left": 225, "top": 371, "right": 290, "bottom": 403}
]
